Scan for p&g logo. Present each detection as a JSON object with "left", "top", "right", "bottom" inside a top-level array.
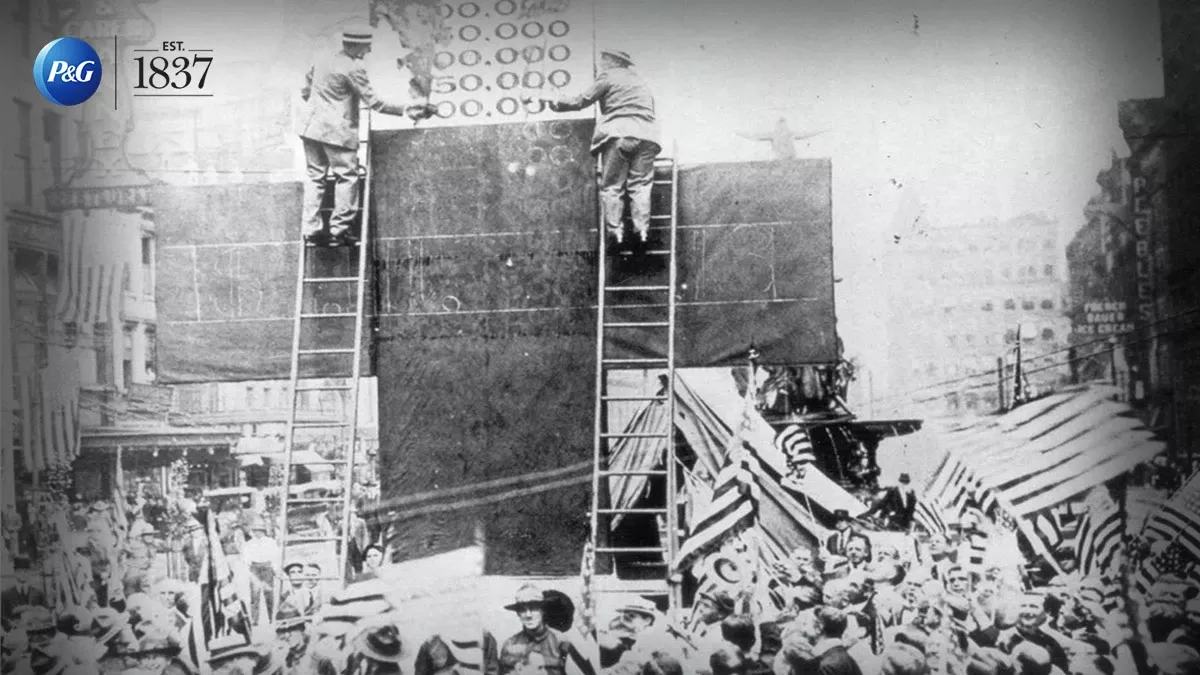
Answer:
[{"left": 33, "top": 37, "right": 103, "bottom": 106}]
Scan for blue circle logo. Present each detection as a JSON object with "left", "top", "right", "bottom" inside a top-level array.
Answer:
[{"left": 33, "top": 38, "right": 103, "bottom": 106}]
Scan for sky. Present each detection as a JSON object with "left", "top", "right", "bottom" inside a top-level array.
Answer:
[{"left": 144, "top": 0, "right": 1165, "bottom": 403}]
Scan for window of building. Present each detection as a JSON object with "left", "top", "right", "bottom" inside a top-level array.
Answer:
[
  {"left": 14, "top": 0, "right": 31, "bottom": 59},
  {"left": 14, "top": 100, "right": 33, "bottom": 205},
  {"left": 122, "top": 323, "right": 136, "bottom": 388},
  {"left": 246, "top": 386, "right": 257, "bottom": 409},
  {"left": 1022, "top": 300, "right": 1036, "bottom": 310},
  {"left": 1043, "top": 264, "right": 1055, "bottom": 278},
  {"left": 1026, "top": 265, "right": 1037, "bottom": 277},
  {"left": 982, "top": 301, "right": 994, "bottom": 312},
  {"left": 1044, "top": 239, "right": 1055, "bottom": 250},
  {"left": 144, "top": 326, "right": 157, "bottom": 379},
  {"left": 1042, "top": 328, "right": 1056, "bottom": 341},
  {"left": 43, "top": 110, "right": 63, "bottom": 186},
  {"left": 46, "top": 254, "right": 59, "bottom": 296},
  {"left": 1016, "top": 267, "right": 1026, "bottom": 279},
  {"left": 1041, "top": 299, "right": 1055, "bottom": 310},
  {"left": 1004, "top": 299, "right": 1016, "bottom": 311},
  {"left": 947, "top": 335, "right": 958, "bottom": 347},
  {"left": 1004, "top": 329, "right": 1017, "bottom": 344},
  {"left": 1001, "top": 268, "right": 1011, "bottom": 279},
  {"left": 95, "top": 324, "right": 110, "bottom": 385},
  {"left": 141, "top": 236, "right": 155, "bottom": 296},
  {"left": 964, "top": 334, "right": 975, "bottom": 345},
  {"left": 13, "top": 248, "right": 43, "bottom": 293}
]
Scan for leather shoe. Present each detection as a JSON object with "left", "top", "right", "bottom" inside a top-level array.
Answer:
[{"left": 304, "top": 231, "right": 335, "bottom": 247}]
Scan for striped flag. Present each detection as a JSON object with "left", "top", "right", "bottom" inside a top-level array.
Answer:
[
  {"left": 1073, "top": 502, "right": 1123, "bottom": 579},
  {"left": 673, "top": 387, "right": 760, "bottom": 573},
  {"left": 913, "top": 500, "right": 949, "bottom": 537},
  {"left": 202, "top": 511, "right": 250, "bottom": 645},
  {"left": 54, "top": 215, "right": 127, "bottom": 337},
  {"left": 774, "top": 424, "right": 815, "bottom": 480},
  {"left": 1031, "top": 511, "right": 1064, "bottom": 553},
  {"left": 15, "top": 367, "right": 80, "bottom": 473}
]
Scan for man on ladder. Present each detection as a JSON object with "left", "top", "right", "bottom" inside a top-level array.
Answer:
[
  {"left": 298, "top": 24, "right": 435, "bottom": 248},
  {"left": 533, "top": 49, "right": 661, "bottom": 245}
]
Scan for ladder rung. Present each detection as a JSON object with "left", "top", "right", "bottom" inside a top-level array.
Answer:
[
  {"left": 293, "top": 422, "right": 351, "bottom": 428},
  {"left": 605, "top": 286, "right": 670, "bottom": 292},
  {"left": 649, "top": 215, "right": 672, "bottom": 219},
  {"left": 297, "top": 348, "right": 357, "bottom": 355},
  {"left": 594, "top": 547, "right": 668, "bottom": 554},
  {"left": 303, "top": 277, "right": 358, "bottom": 283},
  {"left": 300, "top": 313, "right": 358, "bottom": 319},
  {"left": 604, "top": 322, "right": 670, "bottom": 328},
  {"left": 295, "top": 385, "right": 354, "bottom": 391},
  {"left": 599, "top": 469, "right": 669, "bottom": 476},
  {"left": 596, "top": 508, "right": 669, "bottom": 515},
  {"left": 287, "top": 498, "right": 344, "bottom": 505},
  {"left": 291, "top": 459, "right": 349, "bottom": 466},
  {"left": 652, "top": 180, "right": 672, "bottom": 185},
  {"left": 283, "top": 535, "right": 344, "bottom": 542},
  {"left": 600, "top": 433, "right": 671, "bottom": 439},
  {"left": 602, "top": 358, "right": 669, "bottom": 365},
  {"left": 602, "top": 395, "right": 668, "bottom": 402},
  {"left": 617, "top": 250, "right": 671, "bottom": 256}
]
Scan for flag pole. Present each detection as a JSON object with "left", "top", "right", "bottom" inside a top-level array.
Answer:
[{"left": 747, "top": 346, "right": 763, "bottom": 620}]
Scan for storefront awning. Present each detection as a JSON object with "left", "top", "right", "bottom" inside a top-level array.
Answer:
[
  {"left": 81, "top": 426, "right": 242, "bottom": 451},
  {"left": 925, "top": 384, "right": 1165, "bottom": 519}
]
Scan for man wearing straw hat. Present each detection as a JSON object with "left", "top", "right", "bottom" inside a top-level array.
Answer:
[
  {"left": 298, "top": 24, "right": 437, "bottom": 248},
  {"left": 533, "top": 49, "right": 661, "bottom": 246}
]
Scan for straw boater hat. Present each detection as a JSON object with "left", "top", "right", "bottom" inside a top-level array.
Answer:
[
  {"left": 615, "top": 597, "right": 659, "bottom": 622},
  {"left": 600, "top": 49, "right": 634, "bottom": 66},
  {"left": 341, "top": 25, "right": 374, "bottom": 45},
  {"left": 283, "top": 562, "right": 305, "bottom": 575}
]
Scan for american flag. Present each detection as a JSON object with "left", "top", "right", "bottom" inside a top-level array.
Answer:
[
  {"left": 1135, "top": 473, "right": 1200, "bottom": 595},
  {"left": 774, "top": 424, "right": 815, "bottom": 477},
  {"left": 673, "top": 388, "right": 760, "bottom": 573},
  {"left": 200, "top": 512, "right": 250, "bottom": 648},
  {"left": 1074, "top": 508, "right": 1123, "bottom": 579},
  {"left": 15, "top": 364, "right": 80, "bottom": 473},
  {"left": 54, "top": 215, "right": 127, "bottom": 333},
  {"left": 913, "top": 500, "right": 949, "bottom": 537}
]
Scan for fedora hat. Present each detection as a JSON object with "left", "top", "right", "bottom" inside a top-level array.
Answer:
[
  {"left": 341, "top": 25, "right": 374, "bottom": 45},
  {"left": 600, "top": 49, "right": 634, "bottom": 66},
  {"left": 898, "top": 473, "right": 912, "bottom": 484},
  {"left": 833, "top": 509, "right": 852, "bottom": 521},
  {"left": 504, "top": 584, "right": 546, "bottom": 612},
  {"left": 354, "top": 617, "right": 408, "bottom": 664}
]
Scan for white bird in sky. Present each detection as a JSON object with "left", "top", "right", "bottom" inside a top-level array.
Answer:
[{"left": 736, "top": 117, "right": 830, "bottom": 160}]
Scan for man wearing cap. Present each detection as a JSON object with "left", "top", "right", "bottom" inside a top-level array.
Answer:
[
  {"left": 498, "top": 584, "right": 592, "bottom": 675},
  {"left": 298, "top": 25, "right": 436, "bottom": 248},
  {"left": 534, "top": 49, "right": 660, "bottom": 246}
]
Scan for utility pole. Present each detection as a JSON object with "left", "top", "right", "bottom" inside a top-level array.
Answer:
[
  {"left": 996, "top": 356, "right": 1007, "bottom": 413},
  {"left": 0, "top": 84, "right": 13, "bottom": 513}
]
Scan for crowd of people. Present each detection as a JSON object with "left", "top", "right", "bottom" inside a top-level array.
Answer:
[{"left": 3, "top": 475, "right": 1199, "bottom": 674}]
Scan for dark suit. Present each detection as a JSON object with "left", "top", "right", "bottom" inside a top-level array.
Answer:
[
  {"left": 864, "top": 487, "right": 917, "bottom": 531},
  {"left": 814, "top": 644, "right": 862, "bottom": 675},
  {"left": 825, "top": 530, "right": 853, "bottom": 557},
  {"left": 1, "top": 583, "right": 46, "bottom": 626},
  {"left": 297, "top": 48, "right": 409, "bottom": 236}
]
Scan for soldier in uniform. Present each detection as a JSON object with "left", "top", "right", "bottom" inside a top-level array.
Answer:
[
  {"left": 498, "top": 584, "right": 592, "bottom": 675},
  {"left": 298, "top": 25, "right": 436, "bottom": 248}
]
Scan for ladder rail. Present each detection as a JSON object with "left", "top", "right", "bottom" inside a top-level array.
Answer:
[
  {"left": 274, "top": 107, "right": 373, "bottom": 625},
  {"left": 664, "top": 143, "right": 680, "bottom": 611},
  {"left": 588, "top": 148, "right": 682, "bottom": 616}
]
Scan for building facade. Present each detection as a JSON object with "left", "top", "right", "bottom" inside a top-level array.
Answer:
[
  {"left": 887, "top": 214, "right": 1072, "bottom": 416},
  {"left": 1114, "top": 0, "right": 1200, "bottom": 467}
]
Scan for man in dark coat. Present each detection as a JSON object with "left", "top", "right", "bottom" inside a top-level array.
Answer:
[
  {"left": 536, "top": 49, "right": 661, "bottom": 245},
  {"left": 298, "top": 26, "right": 434, "bottom": 247},
  {"left": 1, "top": 578, "right": 46, "bottom": 629},
  {"left": 863, "top": 474, "right": 918, "bottom": 531},
  {"left": 825, "top": 510, "right": 856, "bottom": 558}
]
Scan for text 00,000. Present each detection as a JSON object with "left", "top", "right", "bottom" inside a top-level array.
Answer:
[{"left": 134, "top": 56, "right": 213, "bottom": 90}]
